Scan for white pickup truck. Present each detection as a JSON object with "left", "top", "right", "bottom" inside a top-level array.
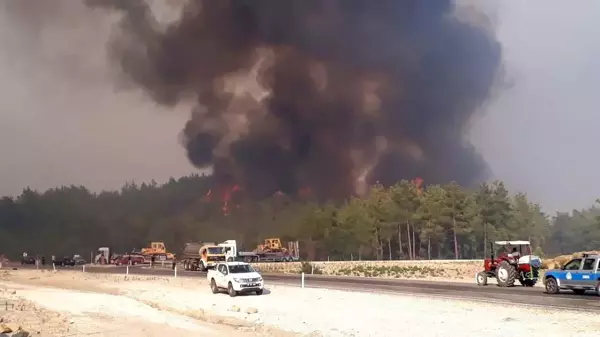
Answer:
[{"left": 207, "top": 262, "right": 264, "bottom": 297}]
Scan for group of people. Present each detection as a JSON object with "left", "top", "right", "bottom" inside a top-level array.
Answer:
[
  {"left": 21, "top": 252, "right": 48, "bottom": 266},
  {"left": 149, "top": 254, "right": 177, "bottom": 270}
]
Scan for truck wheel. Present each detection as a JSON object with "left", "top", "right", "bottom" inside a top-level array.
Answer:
[
  {"left": 476, "top": 271, "right": 488, "bottom": 286},
  {"left": 228, "top": 282, "right": 237, "bottom": 297},
  {"left": 495, "top": 261, "right": 517, "bottom": 287},
  {"left": 545, "top": 277, "right": 559, "bottom": 294},
  {"left": 256, "top": 289, "right": 263, "bottom": 295},
  {"left": 200, "top": 261, "right": 207, "bottom": 272},
  {"left": 210, "top": 279, "right": 219, "bottom": 294},
  {"left": 227, "top": 257, "right": 234, "bottom": 262}
]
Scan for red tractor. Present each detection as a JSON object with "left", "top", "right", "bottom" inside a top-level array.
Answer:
[{"left": 476, "top": 240, "right": 542, "bottom": 287}]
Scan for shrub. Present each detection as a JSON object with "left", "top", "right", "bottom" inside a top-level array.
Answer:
[{"left": 298, "top": 261, "right": 323, "bottom": 274}]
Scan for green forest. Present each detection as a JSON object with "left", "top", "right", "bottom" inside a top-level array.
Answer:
[{"left": 0, "top": 174, "right": 598, "bottom": 261}]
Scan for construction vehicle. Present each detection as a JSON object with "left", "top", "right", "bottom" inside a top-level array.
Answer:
[
  {"left": 181, "top": 242, "right": 226, "bottom": 271},
  {"left": 219, "top": 238, "right": 300, "bottom": 263},
  {"left": 476, "top": 240, "right": 542, "bottom": 287},
  {"left": 140, "top": 241, "right": 174, "bottom": 260},
  {"left": 95, "top": 247, "right": 111, "bottom": 265}
]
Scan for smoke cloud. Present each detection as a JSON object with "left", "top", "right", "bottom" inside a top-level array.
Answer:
[{"left": 85, "top": 0, "right": 502, "bottom": 199}]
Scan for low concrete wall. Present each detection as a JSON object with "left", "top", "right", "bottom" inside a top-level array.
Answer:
[{"left": 251, "top": 260, "right": 483, "bottom": 280}]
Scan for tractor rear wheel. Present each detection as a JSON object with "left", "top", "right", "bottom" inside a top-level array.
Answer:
[
  {"left": 495, "top": 261, "right": 517, "bottom": 287},
  {"left": 476, "top": 271, "right": 488, "bottom": 286}
]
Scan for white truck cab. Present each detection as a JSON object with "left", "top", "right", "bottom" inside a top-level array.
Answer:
[
  {"left": 219, "top": 240, "right": 259, "bottom": 262},
  {"left": 207, "top": 262, "right": 264, "bottom": 297}
]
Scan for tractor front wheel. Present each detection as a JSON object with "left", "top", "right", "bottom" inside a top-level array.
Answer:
[
  {"left": 495, "top": 261, "right": 517, "bottom": 287},
  {"left": 476, "top": 271, "right": 488, "bottom": 286}
]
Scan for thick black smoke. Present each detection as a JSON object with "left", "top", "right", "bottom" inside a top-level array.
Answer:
[{"left": 88, "top": 0, "right": 502, "bottom": 199}]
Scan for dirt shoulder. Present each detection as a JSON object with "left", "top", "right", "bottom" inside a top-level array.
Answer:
[
  {"left": 0, "top": 270, "right": 298, "bottom": 337},
  {"left": 3, "top": 268, "right": 596, "bottom": 337}
]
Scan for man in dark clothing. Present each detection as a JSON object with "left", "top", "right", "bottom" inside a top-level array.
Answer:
[
  {"left": 150, "top": 255, "right": 155, "bottom": 268},
  {"left": 172, "top": 256, "right": 177, "bottom": 270},
  {"left": 41, "top": 256, "right": 46, "bottom": 266}
]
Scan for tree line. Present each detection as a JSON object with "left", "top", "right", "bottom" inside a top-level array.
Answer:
[{"left": 0, "top": 174, "right": 598, "bottom": 260}]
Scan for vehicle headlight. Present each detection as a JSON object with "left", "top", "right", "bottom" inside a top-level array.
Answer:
[
  {"left": 233, "top": 278, "right": 242, "bottom": 283},
  {"left": 258, "top": 277, "right": 263, "bottom": 282}
]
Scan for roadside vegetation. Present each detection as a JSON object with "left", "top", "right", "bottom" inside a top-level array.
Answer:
[{"left": 1, "top": 174, "right": 599, "bottom": 262}]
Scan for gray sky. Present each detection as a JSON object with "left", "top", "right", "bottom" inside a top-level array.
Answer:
[{"left": 0, "top": 0, "right": 598, "bottom": 213}]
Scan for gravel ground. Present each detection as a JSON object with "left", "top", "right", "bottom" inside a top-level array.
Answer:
[
  {"left": 3, "top": 269, "right": 600, "bottom": 337},
  {"left": 0, "top": 270, "right": 293, "bottom": 337}
]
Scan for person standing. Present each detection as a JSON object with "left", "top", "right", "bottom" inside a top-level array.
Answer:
[
  {"left": 150, "top": 255, "right": 155, "bottom": 268},
  {"left": 172, "top": 255, "right": 177, "bottom": 270}
]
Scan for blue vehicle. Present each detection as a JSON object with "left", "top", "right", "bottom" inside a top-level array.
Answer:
[{"left": 544, "top": 254, "right": 600, "bottom": 295}]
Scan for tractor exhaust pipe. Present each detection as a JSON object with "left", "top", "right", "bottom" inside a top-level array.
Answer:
[{"left": 489, "top": 242, "right": 494, "bottom": 261}]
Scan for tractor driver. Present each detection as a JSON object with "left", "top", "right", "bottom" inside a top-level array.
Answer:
[{"left": 509, "top": 247, "right": 520, "bottom": 258}]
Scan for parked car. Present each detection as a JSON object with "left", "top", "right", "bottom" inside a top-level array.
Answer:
[
  {"left": 114, "top": 254, "right": 145, "bottom": 266},
  {"left": 53, "top": 256, "right": 76, "bottom": 267},
  {"left": 21, "top": 256, "right": 36, "bottom": 265},
  {"left": 73, "top": 255, "right": 86, "bottom": 265}
]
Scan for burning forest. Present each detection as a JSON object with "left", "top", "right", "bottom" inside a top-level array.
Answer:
[{"left": 86, "top": 0, "right": 502, "bottom": 201}]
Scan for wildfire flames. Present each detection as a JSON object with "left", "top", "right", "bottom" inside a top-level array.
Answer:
[{"left": 204, "top": 184, "right": 242, "bottom": 216}]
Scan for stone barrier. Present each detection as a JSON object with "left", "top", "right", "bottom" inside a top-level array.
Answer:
[{"left": 251, "top": 259, "right": 483, "bottom": 280}]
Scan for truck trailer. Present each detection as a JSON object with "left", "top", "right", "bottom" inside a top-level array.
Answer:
[{"left": 219, "top": 239, "right": 299, "bottom": 263}]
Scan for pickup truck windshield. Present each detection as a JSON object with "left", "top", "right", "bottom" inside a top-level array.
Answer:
[
  {"left": 207, "top": 247, "right": 224, "bottom": 254},
  {"left": 229, "top": 265, "right": 255, "bottom": 273}
]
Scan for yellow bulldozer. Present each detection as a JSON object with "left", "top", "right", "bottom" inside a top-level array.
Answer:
[
  {"left": 255, "top": 238, "right": 287, "bottom": 254},
  {"left": 140, "top": 241, "right": 175, "bottom": 259}
]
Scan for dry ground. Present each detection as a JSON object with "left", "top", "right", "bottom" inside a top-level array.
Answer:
[
  {"left": 1, "top": 269, "right": 600, "bottom": 337},
  {"left": 0, "top": 270, "right": 297, "bottom": 337}
]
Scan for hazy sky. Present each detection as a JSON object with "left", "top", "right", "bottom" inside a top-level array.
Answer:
[{"left": 0, "top": 1, "right": 598, "bottom": 213}]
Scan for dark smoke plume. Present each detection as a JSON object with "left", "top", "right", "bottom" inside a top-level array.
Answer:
[{"left": 88, "top": 0, "right": 502, "bottom": 199}]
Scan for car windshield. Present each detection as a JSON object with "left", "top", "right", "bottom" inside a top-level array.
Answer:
[
  {"left": 207, "top": 247, "right": 224, "bottom": 254},
  {"left": 229, "top": 264, "right": 255, "bottom": 273}
]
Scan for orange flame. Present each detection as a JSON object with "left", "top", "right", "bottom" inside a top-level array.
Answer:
[
  {"left": 298, "top": 187, "right": 312, "bottom": 198},
  {"left": 413, "top": 177, "right": 424, "bottom": 195},
  {"left": 221, "top": 185, "right": 242, "bottom": 216}
]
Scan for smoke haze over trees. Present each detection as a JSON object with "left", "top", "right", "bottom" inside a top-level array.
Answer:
[{"left": 0, "top": 175, "right": 598, "bottom": 260}]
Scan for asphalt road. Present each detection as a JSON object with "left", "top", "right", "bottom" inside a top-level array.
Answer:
[{"left": 5, "top": 263, "right": 600, "bottom": 311}]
